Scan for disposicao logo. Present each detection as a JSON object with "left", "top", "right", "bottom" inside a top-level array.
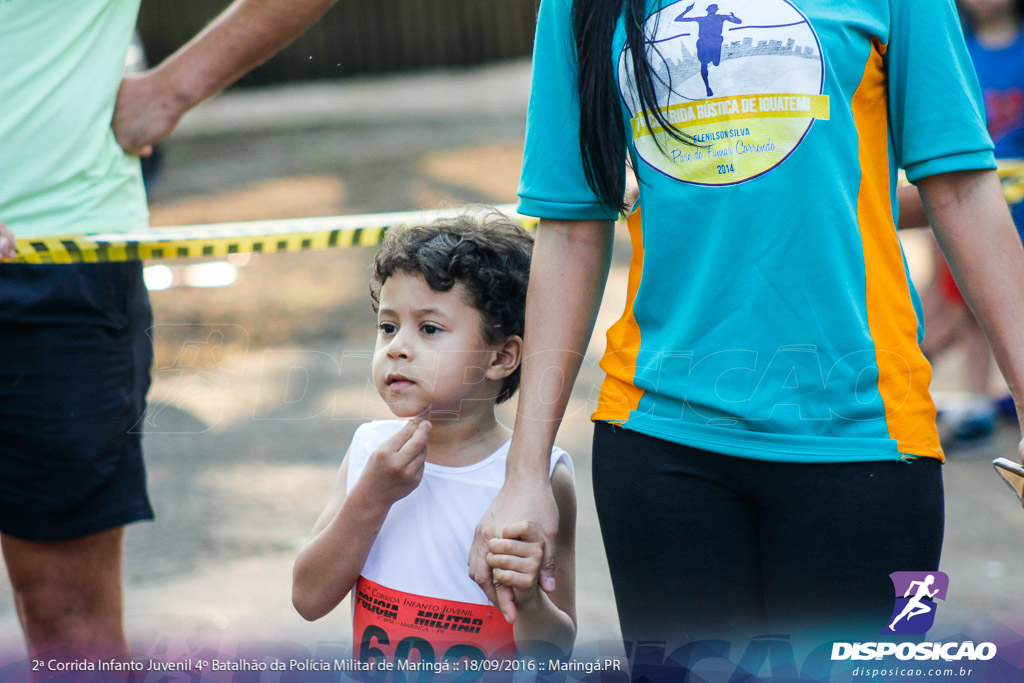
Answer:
[
  {"left": 883, "top": 571, "right": 949, "bottom": 635},
  {"left": 831, "top": 570, "right": 997, "bottom": 664}
]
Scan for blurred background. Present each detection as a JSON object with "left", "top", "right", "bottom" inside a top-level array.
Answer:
[
  {"left": 1, "top": 1, "right": 1022, "bottom": 669},
  {"left": 139, "top": 0, "right": 539, "bottom": 84}
]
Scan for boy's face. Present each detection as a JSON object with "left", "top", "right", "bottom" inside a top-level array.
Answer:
[{"left": 372, "top": 272, "right": 509, "bottom": 420}]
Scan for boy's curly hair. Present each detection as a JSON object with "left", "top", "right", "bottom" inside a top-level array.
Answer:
[{"left": 370, "top": 211, "right": 534, "bottom": 404}]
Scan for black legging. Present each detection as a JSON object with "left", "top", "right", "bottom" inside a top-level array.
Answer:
[{"left": 592, "top": 421, "right": 944, "bottom": 646}]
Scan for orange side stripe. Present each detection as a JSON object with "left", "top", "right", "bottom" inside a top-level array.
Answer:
[
  {"left": 851, "top": 39, "right": 943, "bottom": 460},
  {"left": 594, "top": 206, "right": 647, "bottom": 423}
]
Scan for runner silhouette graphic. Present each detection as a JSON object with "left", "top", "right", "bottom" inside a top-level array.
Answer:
[
  {"left": 675, "top": 3, "right": 742, "bottom": 96},
  {"left": 889, "top": 574, "right": 939, "bottom": 631}
]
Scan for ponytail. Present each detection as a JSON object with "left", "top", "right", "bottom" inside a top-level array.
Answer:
[{"left": 573, "top": 0, "right": 695, "bottom": 213}]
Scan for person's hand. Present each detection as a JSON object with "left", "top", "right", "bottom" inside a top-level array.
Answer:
[
  {"left": 0, "top": 221, "right": 15, "bottom": 260},
  {"left": 487, "top": 521, "right": 545, "bottom": 614},
  {"left": 359, "top": 419, "right": 431, "bottom": 505},
  {"left": 112, "top": 72, "right": 190, "bottom": 158},
  {"left": 470, "top": 471, "right": 558, "bottom": 623}
]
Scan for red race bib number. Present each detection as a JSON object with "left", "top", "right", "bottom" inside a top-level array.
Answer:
[{"left": 354, "top": 576, "right": 515, "bottom": 676}]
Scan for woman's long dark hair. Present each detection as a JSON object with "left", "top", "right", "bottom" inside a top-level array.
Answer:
[{"left": 573, "top": 0, "right": 695, "bottom": 213}]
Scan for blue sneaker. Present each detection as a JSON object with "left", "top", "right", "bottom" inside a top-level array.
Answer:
[
  {"left": 949, "top": 412, "right": 996, "bottom": 444},
  {"left": 994, "top": 394, "right": 1017, "bottom": 420}
]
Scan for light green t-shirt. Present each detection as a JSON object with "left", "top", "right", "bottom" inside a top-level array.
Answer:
[{"left": 0, "top": 0, "right": 148, "bottom": 237}]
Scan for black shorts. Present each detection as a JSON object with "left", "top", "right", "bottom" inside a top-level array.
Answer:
[{"left": 0, "top": 261, "right": 154, "bottom": 542}]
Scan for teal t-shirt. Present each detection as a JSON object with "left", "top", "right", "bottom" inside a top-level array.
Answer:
[
  {"left": 518, "top": 0, "right": 996, "bottom": 463},
  {"left": 0, "top": 0, "right": 148, "bottom": 237}
]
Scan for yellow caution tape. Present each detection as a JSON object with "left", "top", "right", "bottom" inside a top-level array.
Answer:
[
  {"left": 10, "top": 161, "right": 1024, "bottom": 265},
  {"left": 11, "top": 205, "right": 540, "bottom": 265},
  {"left": 1000, "top": 159, "right": 1024, "bottom": 206}
]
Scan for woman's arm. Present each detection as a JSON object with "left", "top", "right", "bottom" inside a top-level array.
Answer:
[
  {"left": 488, "top": 462, "right": 577, "bottom": 658},
  {"left": 292, "top": 420, "right": 430, "bottom": 620},
  {"left": 469, "top": 218, "right": 614, "bottom": 620},
  {"left": 918, "top": 169, "right": 1024, "bottom": 458}
]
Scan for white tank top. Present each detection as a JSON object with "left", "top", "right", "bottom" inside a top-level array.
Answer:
[{"left": 346, "top": 420, "right": 573, "bottom": 605}]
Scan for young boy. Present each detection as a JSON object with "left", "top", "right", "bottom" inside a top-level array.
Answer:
[{"left": 292, "top": 213, "right": 576, "bottom": 663}]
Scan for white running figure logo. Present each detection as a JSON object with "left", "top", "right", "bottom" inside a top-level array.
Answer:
[{"left": 889, "top": 574, "right": 939, "bottom": 630}]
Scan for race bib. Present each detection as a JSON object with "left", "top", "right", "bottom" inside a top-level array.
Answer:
[{"left": 353, "top": 577, "right": 516, "bottom": 669}]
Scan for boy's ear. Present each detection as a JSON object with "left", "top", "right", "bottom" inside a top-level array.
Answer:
[{"left": 484, "top": 335, "right": 523, "bottom": 381}]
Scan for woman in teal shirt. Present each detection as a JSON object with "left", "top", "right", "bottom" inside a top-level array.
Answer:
[{"left": 470, "top": 0, "right": 1024, "bottom": 649}]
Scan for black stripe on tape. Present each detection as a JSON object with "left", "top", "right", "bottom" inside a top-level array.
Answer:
[
  {"left": 301, "top": 238, "right": 312, "bottom": 250},
  {"left": 351, "top": 228, "right": 364, "bottom": 246},
  {"left": 152, "top": 248, "right": 165, "bottom": 259},
  {"left": 328, "top": 230, "right": 339, "bottom": 247},
  {"left": 253, "top": 242, "right": 264, "bottom": 253},
  {"left": 31, "top": 241, "right": 49, "bottom": 253},
  {"left": 277, "top": 240, "right": 288, "bottom": 251},
  {"left": 202, "top": 245, "right": 214, "bottom": 256},
  {"left": 177, "top": 247, "right": 189, "bottom": 258},
  {"left": 228, "top": 244, "right": 239, "bottom": 254},
  {"left": 61, "top": 241, "right": 83, "bottom": 263}
]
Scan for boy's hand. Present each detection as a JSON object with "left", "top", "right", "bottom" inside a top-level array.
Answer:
[
  {"left": 486, "top": 521, "right": 545, "bottom": 618},
  {"left": 362, "top": 419, "right": 431, "bottom": 504}
]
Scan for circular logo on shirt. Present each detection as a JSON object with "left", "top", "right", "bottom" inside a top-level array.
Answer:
[{"left": 619, "top": 0, "right": 827, "bottom": 185}]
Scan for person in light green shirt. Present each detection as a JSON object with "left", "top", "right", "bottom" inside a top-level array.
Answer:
[{"left": 0, "top": 0, "right": 338, "bottom": 660}]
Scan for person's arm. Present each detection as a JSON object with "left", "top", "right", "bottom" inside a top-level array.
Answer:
[
  {"left": 113, "top": 0, "right": 337, "bottom": 155},
  {"left": 0, "top": 221, "right": 14, "bottom": 260},
  {"left": 469, "top": 218, "right": 614, "bottom": 621},
  {"left": 918, "top": 169, "right": 1024, "bottom": 461},
  {"left": 675, "top": 4, "right": 696, "bottom": 21},
  {"left": 292, "top": 420, "right": 430, "bottom": 621},
  {"left": 487, "top": 461, "right": 577, "bottom": 658}
]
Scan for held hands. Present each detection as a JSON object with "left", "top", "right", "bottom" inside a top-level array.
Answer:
[
  {"left": 113, "top": 72, "right": 190, "bottom": 158},
  {"left": 0, "top": 222, "right": 14, "bottom": 260},
  {"left": 487, "top": 522, "right": 545, "bottom": 619},
  {"left": 469, "top": 473, "right": 559, "bottom": 623},
  {"left": 361, "top": 419, "right": 432, "bottom": 505}
]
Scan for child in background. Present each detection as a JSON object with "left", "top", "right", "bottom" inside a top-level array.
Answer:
[{"left": 292, "top": 214, "right": 576, "bottom": 663}]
